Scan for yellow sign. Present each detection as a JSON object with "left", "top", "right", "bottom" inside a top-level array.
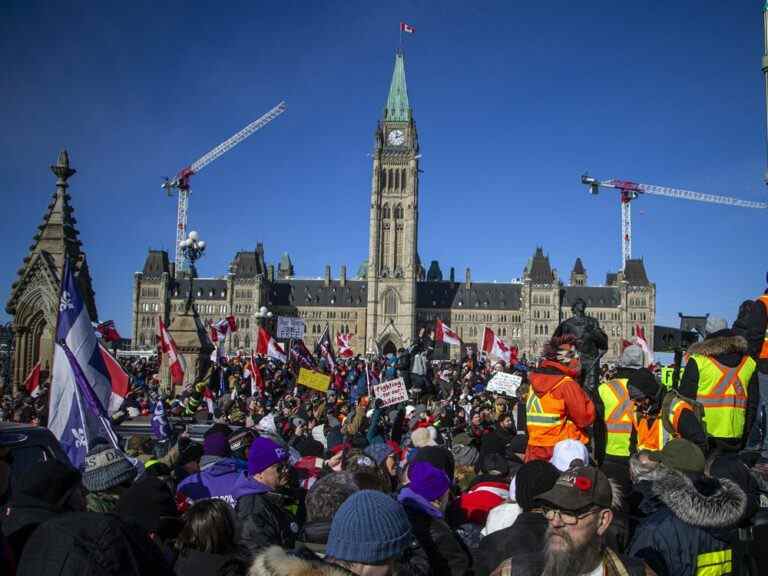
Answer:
[{"left": 298, "top": 368, "right": 331, "bottom": 392}]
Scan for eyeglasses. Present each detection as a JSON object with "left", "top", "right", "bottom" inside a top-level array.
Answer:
[{"left": 543, "top": 507, "right": 599, "bottom": 525}]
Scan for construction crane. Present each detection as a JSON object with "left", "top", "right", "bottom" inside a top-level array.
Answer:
[
  {"left": 581, "top": 174, "right": 768, "bottom": 270},
  {"left": 162, "top": 101, "right": 287, "bottom": 275}
]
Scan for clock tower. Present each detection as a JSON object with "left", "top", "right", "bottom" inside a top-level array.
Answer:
[{"left": 366, "top": 50, "right": 420, "bottom": 353}]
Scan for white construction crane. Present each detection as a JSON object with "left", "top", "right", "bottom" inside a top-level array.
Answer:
[
  {"left": 581, "top": 174, "right": 768, "bottom": 270},
  {"left": 162, "top": 101, "right": 287, "bottom": 275}
]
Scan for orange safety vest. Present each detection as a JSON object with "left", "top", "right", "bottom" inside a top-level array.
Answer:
[
  {"left": 526, "top": 376, "right": 589, "bottom": 447},
  {"left": 633, "top": 396, "right": 692, "bottom": 451},
  {"left": 758, "top": 295, "right": 768, "bottom": 360}
]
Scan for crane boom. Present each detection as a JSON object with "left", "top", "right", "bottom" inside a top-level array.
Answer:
[{"left": 582, "top": 173, "right": 767, "bottom": 270}]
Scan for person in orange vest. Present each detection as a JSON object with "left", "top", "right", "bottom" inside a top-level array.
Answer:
[
  {"left": 524, "top": 335, "right": 595, "bottom": 462},
  {"left": 679, "top": 329, "right": 759, "bottom": 454}
]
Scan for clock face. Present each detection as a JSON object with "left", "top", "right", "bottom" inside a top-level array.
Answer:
[{"left": 387, "top": 129, "right": 405, "bottom": 146}]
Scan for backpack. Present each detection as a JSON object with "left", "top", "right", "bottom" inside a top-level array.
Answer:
[{"left": 660, "top": 389, "right": 706, "bottom": 437}]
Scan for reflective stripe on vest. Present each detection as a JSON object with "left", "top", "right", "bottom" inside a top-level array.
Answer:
[
  {"left": 667, "top": 397, "right": 692, "bottom": 433},
  {"left": 525, "top": 377, "right": 577, "bottom": 447},
  {"left": 599, "top": 379, "right": 633, "bottom": 457},
  {"left": 634, "top": 416, "right": 671, "bottom": 452},
  {"left": 696, "top": 548, "right": 732, "bottom": 576},
  {"left": 758, "top": 295, "right": 768, "bottom": 360},
  {"left": 694, "top": 354, "right": 755, "bottom": 439}
]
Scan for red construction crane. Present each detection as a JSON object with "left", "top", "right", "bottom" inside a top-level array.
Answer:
[{"left": 581, "top": 174, "right": 768, "bottom": 270}]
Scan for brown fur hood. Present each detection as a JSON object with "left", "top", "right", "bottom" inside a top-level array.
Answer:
[
  {"left": 249, "top": 546, "right": 352, "bottom": 576},
  {"left": 687, "top": 334, "right": 748, "bottom": 357}
]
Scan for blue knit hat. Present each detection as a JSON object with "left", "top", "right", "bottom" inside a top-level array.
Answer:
[
  {"left": 326, "top": 490, "right": 412, "bottom": 564},
  {"left": 364, "top": 442, "right": 395, "bottom": 465},
  {"left": 408, "top": 461, "right": 450, "bottom": 502},
  {"left": 248, "top": 437, "right": 288, "bottom": 476}
]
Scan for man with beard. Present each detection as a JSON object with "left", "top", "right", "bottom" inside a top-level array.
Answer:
[{"left": 492, "top": 466, "right": 648, "bottom": 576}]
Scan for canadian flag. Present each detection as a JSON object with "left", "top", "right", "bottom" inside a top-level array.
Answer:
[
  {"left": 336, "top": 333, "right": 354, "bottom": 358},
  {"left": 257, "top": 327, "right": 286, "bottom": 363},
  {"left": 481, "top": 327, "right": 513, "bottom": 365},
  {"left": 435, "top": 319, "right": 462, "bottom": 347},
  {"left": 98, "top": 343, "right": 129, "bottom": 413},
  {"left": 400, "top": 22, "right": 415, "bottom": 34},
  {"left": 158, "top": 318, "right": 186, "bottom": 385},
  {"left": 634, "top": 325, "right": 654, "bottom": 368},
  {"left": 245, "top": 355, "right": 265, "bottom": 396},
  {"left": 24, "top": 361, "right": 42, "bottom": 398}
]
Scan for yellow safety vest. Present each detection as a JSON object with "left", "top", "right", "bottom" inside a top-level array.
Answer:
[
  {"left": 691, "top": 354, "right": 755, "bottom": 439},
  {"left": 660, "top": 367, "right": 676, "bottom": 390},
  {"left": 696, "top": 548, "right": 732, "bottom": 576},
  {"left": 598, "top": 378, "right": 633, "bottom": 457}
]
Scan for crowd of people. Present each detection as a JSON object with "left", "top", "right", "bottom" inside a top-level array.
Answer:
[{"left": 1, "top": 292, "right": 768, "bottom": 576}]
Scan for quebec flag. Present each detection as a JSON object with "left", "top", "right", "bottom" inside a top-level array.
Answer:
[{"left": 49, "top": 259, "right": 116, "bottom": 468}]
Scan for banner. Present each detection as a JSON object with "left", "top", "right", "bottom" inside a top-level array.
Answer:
[
  {"left": 297, "top": 367, "right": 331, "bottom": 392},
  {"left": 277, "top": 316, "right": 305, "bottom": 340},
  {"left": 372, "top": 377, "right": 409, "bottom": 407},
  {"left": 486, "top": 372, "right": 522, "bottom": 397}
]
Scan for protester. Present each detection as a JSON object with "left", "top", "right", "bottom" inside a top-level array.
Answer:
[
  {"left": 177, "top": 430, "right": 242, "bottom": 508},
  {"left": 83, "top": 441, "right": 137, "bottom": 513}
]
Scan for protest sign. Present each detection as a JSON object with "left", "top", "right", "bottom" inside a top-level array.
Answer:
[
  {"left": 277, "top": 317, "right": 305, "bottom": 340},
  {"left": 372, "top": 377, "right": 409, "bottom": 407},
  {"left": 297, "top": 367, "right": 330, "bottom": 392},
  {"left": 486, "top": 372, "right": 522, "bottom": 397}
]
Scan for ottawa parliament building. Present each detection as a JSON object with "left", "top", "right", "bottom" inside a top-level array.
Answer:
[{"left": 132, "top": 51, "right": 655, "bottom": 363}]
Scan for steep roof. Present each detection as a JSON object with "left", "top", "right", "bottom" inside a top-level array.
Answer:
[
  {"left": 527, "top": 247, "right": 555, "bottom": 284},
  {"left": 142, "top": 250, "right": 170, "bottom": 278},
  {"left": 417, "top": 282, "right": 522, "bottom": 310},
  {"left": 572, "top": 258, "right": 586, "bottom": 275},
  {"left": 171, "top": 278, "right": 228, "bottom": 301},
  {"left": 268, "top": 280, "right": 368, "bottom": 308},
  {"left": 384, "top": 51, "right": 411, "bottom": 122},
  {"left": 562, "top": 286, "right": 620, "bottom": 308},
  {"left": 624, "top": 259, "right": 650, "bottom": 286},
  {"left": 230, "top": 246, "right": 266, "bottom": 278}
]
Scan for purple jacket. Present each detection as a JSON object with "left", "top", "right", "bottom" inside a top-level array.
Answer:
[{"left": 177, "top": 458, "right": 266, "bottom": 507}]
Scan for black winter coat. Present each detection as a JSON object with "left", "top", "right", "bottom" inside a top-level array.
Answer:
[
  {"left": 174, "top": 549, "right": 246, "bottom": 576},
  {"left": 403, "top": 504, "right": 472, "bottom": 576},
  {"left": 235, "top": 492, "right": 296, "bottom": 561},
  {"left": 476, "top": 511, "right": 548, "bottom": 576}
]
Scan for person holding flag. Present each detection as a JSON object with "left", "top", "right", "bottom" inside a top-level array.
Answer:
[{"left": 315, "top": 325, "right": 336, "bottom": 373}]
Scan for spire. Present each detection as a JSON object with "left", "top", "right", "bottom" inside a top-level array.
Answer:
[{"left": 384, "top": 51, "right": 410, "bottom": 122}]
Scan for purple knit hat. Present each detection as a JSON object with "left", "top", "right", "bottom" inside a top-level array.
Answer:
[
  {"left": 248, "top": 437, "right": 288, "bottom": 476},
  {"left": 203, "top": 432, "right": 231, "bottom": 458},
  {"left": 408, "top": 461, "right": 450, "bottom": 501}
]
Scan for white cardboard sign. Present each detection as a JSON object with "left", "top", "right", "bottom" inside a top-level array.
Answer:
[
  {"left": 373, "top": 377, "right": 409, "bottom": 407},
  {"left": 276, "top": 316, "right": 305, "bottom": 340},
  {"left": 486, "top": 372, "right": 522, "bottom": 397}
]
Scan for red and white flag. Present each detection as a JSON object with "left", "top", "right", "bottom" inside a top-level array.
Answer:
[
  {"left": 158, "top": 318, "right": 186, "bottom": 385},
  {"left": 98, "top": 343, "right": 129, "bottom": 413},
  {"left": 336, "top": 333, "right": 354, "bottom": 358},
  {"left": 481, "top": 327, "right": 513, "bottom": 364},
  {"left": 435, "top": 319, "right": 462, "bottom": 347},
  {"left": 400, "top": 22, "right": 415, "bottom": 34},
  {"left": 244, "top": 354, "right": 265, "bottom": 396},
  {"left": 24, "top": 361, "right": 41, "bottom": 398},
  {"left": 634, "top": 324, "right": 654, "bottom": 368},
  {"left": 210, "top": 315, "right": 238, "bottom": 343},
  {"left": 257, "top": 327, "right": 286, "bottom": 363}
]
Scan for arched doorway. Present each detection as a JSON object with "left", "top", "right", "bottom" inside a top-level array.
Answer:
[{"left": 382, "top": 340, "right": 397, "bottom": 356}]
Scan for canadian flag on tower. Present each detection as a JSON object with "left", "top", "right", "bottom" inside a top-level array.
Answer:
[
  {"left": 336, "top": 333, "right": 354, "bottom": 358},
  {"left": 435, "top": 319, "right": 462, "bottom": 347},
  {"left": 400, "top": 22, "right": 415, "bottom": 34},
  {"left": 481, "top": 327, "right": 516, "bottom": 365},
  {"left": 158, "top": 318, "right": 186, "bottom": 385},
  {"left": 257, "top": 327, "right": 286, "bottom": 363}
]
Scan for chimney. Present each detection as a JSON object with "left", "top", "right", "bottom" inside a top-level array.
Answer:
[
  {"left": 465, "top": 267, "right": 471, "bottom": 289},
  {"left": 450, "top": 267, "right": 455, "bottom": 282},
  {"left": 267, "top": 264, "right": 275, "bottom": 282},
  {"left": 340, "top": 265, "right": 347, "bottom": 287},
  {"left": 324, "top": 265, "right": 331, "bottom": 287}
]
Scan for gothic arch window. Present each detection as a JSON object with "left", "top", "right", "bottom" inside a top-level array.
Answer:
[
  {"left": 394, "top": 169, "right": 400, "bottom": 189},
  {"left": 394, "top": 204, "right": 403, "bottom": 219},
  {"left": 384, "top": 291, "right": 398, "bottom": 316},
  {"left": 233, "top": 335, "right": 240, "bottom": 348},
  {"left": 382, "top": 203, "right": 391, "bottom": 219},
  {"left": 244, "top": 334, "right": 251, "bottom": 348},
  {"left": 401, "top": 168, "right": 406, "bottom": 189}
]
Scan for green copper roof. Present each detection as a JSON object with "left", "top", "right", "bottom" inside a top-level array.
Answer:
[{"left": 384, "top": 51, "right": 410, "bottom": 121}]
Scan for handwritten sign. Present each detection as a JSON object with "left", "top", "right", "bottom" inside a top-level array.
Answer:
[
  {"left": 277, "top": 317, "right": 305, "bottom": 340},
  {"left": 486, "top": 372, "right": 522, "bottom": 397},
  {"left": 297, "top": 367, "right": 330, "bottom": 392},
  {"left": 373, "top": 377, "right": 409, "bottom": 407}
]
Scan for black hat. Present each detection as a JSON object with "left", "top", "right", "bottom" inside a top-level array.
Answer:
[
  {"left": 535, "top": 466, "right": 614, "bottom": 511},
  {"left": 117, "top": 477, "right": 180, "bottom": 539}
]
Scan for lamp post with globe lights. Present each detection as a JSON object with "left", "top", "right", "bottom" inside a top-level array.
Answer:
[
  {"left": 256, "top": 305, "right": 273, "bottom": 330},
  {"left": 179, "top": 231, "right": 206, "bottom": 313}
]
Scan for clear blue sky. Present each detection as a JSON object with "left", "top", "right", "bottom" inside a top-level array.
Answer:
[{"left": 2, "top": 1, "right": 767, "bottom": 336}]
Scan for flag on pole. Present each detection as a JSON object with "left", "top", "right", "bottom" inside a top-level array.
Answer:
[
  {"left": 257, "top": 327, "right": 286, "bottom": 363},
  {"left": 158, "top": 318, "right": 186, "bottom": 385},
  {"left": 400, "top": 22, "right": 415, "bottom": 34},
  {"left": 24, "top": 361, "right": 41, "bottom": 398},
  {"left": 95, "top": 320, "right": 121, "bottom": 343},
  {"left": 315, "top": 325, "right": 336, "bottom": 373},
  {"left": 481, "top": 327, "right": 513, "bottom": 364},
  {"left": 336, "top": 333, "right": 354, "bottom": 358},
  {"left": 97, "top": 343, "right": 129, "bottom": 412},
  {"left": 245, "top": 355, "right": 265, "bottom": 396},
  {"left": 634, "top": 324, "right": 654, "bottom": 368},
  {"left": 291, "top": 340, "right": 319, "bottom": 370},
  {"left": 435, "top": 319, "right": 462, "bottom": 347}
]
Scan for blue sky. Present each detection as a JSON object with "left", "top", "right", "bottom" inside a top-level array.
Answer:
[{"left": 2, "top": 1, "right": 766, "bottom": 335}]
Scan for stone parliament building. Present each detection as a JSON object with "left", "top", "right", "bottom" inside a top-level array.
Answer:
[{"left": 132, "top": 51, "right": 656, "bottom": 363}]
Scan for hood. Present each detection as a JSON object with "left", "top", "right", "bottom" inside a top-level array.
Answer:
[
  {"left": 249, "top": 545, "right": 350, "bottom": 576},
  {"left": 633, "top": 458, "right": 746, "bottom": 528},
  {"left": 230, "top": 472, "right": 272, "bottom": 499},
  {"left": 205, "top": 458, "right": 243, "bottom": 478},
  {"left": 687, "top": 334, "right": 748, "bottom": 358},
  {"left": 529, "top": 361, "right": 577, "bottom": 395}
]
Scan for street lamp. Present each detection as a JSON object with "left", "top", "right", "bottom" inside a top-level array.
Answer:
[
  {"left": 179, "top": 231, "right": 206, "bottom": 313},
  {"left": 255, "top": 305, "right": 273, "bottom": 329}
]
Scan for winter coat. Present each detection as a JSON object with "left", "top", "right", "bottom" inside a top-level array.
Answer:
[
  {"left": 178, "top": 458, "right": 249, "bottom": 508},
  {"left": 733, "top": 295, "right": 768, "bottom": 374},
  {"left": 398, "top": 487, "right": 472, "bottom": 576},
  {"left": 628, "top": 457, "right": 747, "bottom": 576},
  {"left": 476, "top": 511, "right": 548, "bottom": 576},
  {"left": 679, "top": 333, "right": 759, "bottom": 451},
  {"left": 85, "top": 488, "right": 123, "bottom": 513},
  {"left": 249, "top": 546, "right": 352, "bottom": 576},
  {"left": 174, "top": 549, "right": 247, "bottom": 576},
  {"left": 234, "top": 476, "right": 296, "bottom": 560},
  {"left": 490, "top": 548, "right": 647, "bottom": 576}
]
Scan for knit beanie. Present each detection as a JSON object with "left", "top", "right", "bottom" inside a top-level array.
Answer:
[
  {"left": 364, "top": 442, "right": 395, "bottom": 465},
  {"left": 117, "top": 476, "right": 180, "bottom": 538},
  {"left": 247, "top": 437, "right": 288, "bottom": 476},
  {"left": 619, "top": 344, "right": 645, "bottom": 369},
  {"left": 408, "top": 461, "right": 451, "bottom": 502},
  {"left": 514, "top": 460, "right": 560, "bottom": 512},
  {"left": 326, "top": 490, "right": 412, "bottom": 564},
  {"left": 203, "top": 432, "right": 231, "bottom": 458},
  {"left": 83, "top": 443, "right": 137, "bottom": 492}
]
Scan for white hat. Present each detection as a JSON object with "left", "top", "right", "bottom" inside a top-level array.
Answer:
[{"left": 549, "top": 439, "right": 589, "bottom": 472}]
